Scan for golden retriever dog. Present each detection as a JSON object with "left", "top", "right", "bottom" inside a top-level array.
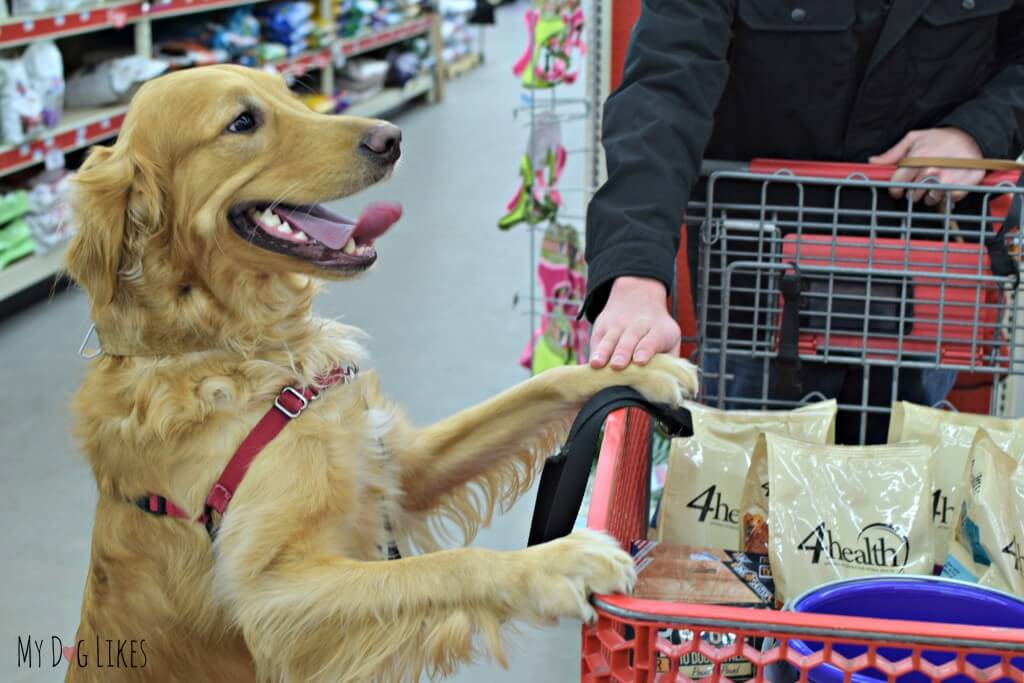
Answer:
[{"left": 63, "top": 64, "right": 697, "bottom": 682}]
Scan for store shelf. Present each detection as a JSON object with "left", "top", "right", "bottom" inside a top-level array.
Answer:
[
  {"left": 273, "top": 47, "right": 332, "bottom": 78},
  {"left": 343, "top": 72, "right": 433, "bottom": 117},
  {"left": 0, "top": 104, "right": 127, "bottom": 177},
  {"left": 0, "top": 72, "right": 435, "bottom": 303},
  {"left": 444, "top": 51, "right": 481, "bottom": 80},
  {"left": 339, "top": 16, "right": 433, "bottom": 56},
  {"left": 0, "top": 0, "right": 273, "bottom": 49},
  {"left": 0, "top": 16, "right": 436, "bottom": 177},
  {"left": 0, "top": 244, "right": 66, "bottom": 302}
]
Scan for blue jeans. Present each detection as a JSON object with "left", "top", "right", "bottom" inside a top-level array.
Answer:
[{"left": 700, "top": 353, "right": 957, "bottom": 444}]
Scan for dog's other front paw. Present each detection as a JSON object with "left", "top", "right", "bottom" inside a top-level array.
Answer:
[{"left": 511, "top": 530, "right": 636, "bottom": 625}]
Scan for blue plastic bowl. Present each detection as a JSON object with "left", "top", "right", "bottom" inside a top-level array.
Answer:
[{"left": 787, "top": 577, "right": 1024, "bottom": 683}]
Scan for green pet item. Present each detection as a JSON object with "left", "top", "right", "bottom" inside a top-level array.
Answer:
[
  {"left": 512, "top": 10, "right": 567, "bottom": 90},
  {"left": 0, "top": 218, "right": 37, "bottom": 269},
  {"left": 0, "top": 191, "right": 29, "bottom": 227},
  {"left": 531, "top": 310, "right": 576, "bottom": 375}
]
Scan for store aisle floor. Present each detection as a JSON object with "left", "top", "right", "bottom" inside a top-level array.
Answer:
[{"left": 0, "top": 3, "right": 584, "bottom": 681}]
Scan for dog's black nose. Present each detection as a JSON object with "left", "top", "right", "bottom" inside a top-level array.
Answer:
[{"left": 360, "top": 124, "right": 402, "bottom": 163}]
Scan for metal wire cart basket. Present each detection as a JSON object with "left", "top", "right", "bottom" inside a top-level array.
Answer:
[
  {"left": 580, "top": 160, "right": 1024, "bottom": 682},
  {"left": 694, "top": 159, "right": 1024, "bottom": 443}
]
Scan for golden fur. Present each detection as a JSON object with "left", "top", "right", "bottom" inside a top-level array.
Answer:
[{"left": 63, "top": 64, "right": 698, "bottom": 682}]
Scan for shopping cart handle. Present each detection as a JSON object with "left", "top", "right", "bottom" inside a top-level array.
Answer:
[
  {"left": 528, "top": 386, "right": 693, "bottom": 547},
  {"left": 701, "top": 157, "right": 1021, "bottom": 186}
]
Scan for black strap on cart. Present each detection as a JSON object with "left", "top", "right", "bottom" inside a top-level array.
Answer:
[
  {"left": 986, "top": 170, "right": 1024, "bottom": 287},
  {"left": 528, "top": 386, "right": 693, "bottom": 546},
  {"left": 772, "top": 170, "right": 1024, "bottom": 397}
]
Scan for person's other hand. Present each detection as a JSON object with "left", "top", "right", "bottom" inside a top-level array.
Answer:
[
  {"left": 589, "top": 276, "right": 681, "bottom": 370},
  {"left": 869, "top": 128, "right": 985, "bottom": 206}
]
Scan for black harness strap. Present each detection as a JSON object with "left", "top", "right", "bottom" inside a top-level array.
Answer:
[{"left": 528, "top": 386, "right": 693, "bottom": 546}]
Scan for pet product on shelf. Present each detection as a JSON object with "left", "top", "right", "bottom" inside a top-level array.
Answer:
[
  {"left": 0, "top": 58, "right": 44, "bottom": 145},
  {"left": 23, "top": 169, "right": 76, "bottom": 252},
  {"left": 22, "top": 41, "right": 64, "bottom": 128},
  {"left": 0, "top": 190, "right": 34, "bottom": 269},
  {"left": 65, "top": 56, "right": 168, "bottom": 109}
]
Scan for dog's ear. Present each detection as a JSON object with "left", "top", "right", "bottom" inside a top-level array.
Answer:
[{"left": 66, "top": 144, "right": 164, "bottom": 307}]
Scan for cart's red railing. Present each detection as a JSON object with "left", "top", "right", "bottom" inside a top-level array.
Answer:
[{"left": 582, "top": 407, "right": 1024, "bottom": 683}]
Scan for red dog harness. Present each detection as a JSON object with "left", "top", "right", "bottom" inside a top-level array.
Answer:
[{"left": 134, "top": 365, "right": 356, "bottom": 540}]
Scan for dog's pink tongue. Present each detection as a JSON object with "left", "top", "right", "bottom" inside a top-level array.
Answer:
[
  {"left": 354, "top": 202, "right": 402, "bottom": 243},
  {"left": 275, "top": 209, "right": 354, "bottom": 250}
]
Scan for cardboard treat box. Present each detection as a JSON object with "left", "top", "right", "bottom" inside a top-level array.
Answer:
[
  {"left": 630, "top": 540, "right": 775, "bottom": 607},
  {"left": 629, "top": 541, "right": 776, "bottom": 680}
]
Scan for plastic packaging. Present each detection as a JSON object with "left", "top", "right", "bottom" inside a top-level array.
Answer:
[
  {"left": 656, "top": 400, "right": 836, "bottom": 551},
  {"left": 942, "top": 432, "right": 1024, "bottom": 595},
  {"left": 65, "top": 56, "right": 168, "bottom": 109},
  {"left": 22, "top": 41, "right": 64, "bottom": 128},
  {"left": 0, "top": 58, "right": 44, "bottom": 145},
  {"left": 765, "top": 434, "right": 934, "bottom": 604}
]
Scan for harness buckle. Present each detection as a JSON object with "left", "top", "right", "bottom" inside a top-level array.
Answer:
[
  {"left": 203, "top": 505, "right": 218, "bottom": 542},
  {"left": 274, "top": 386, "right": 309, "bottom": 418}
]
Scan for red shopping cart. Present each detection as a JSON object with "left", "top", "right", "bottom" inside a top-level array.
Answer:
[
  {"left": 580, "top": 409, "right": 1024, "bottom": 682},
  {"left": 574, "top": 160, "right": 1024, "bottom": 681}
]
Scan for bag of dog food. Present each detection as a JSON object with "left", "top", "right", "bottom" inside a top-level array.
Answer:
[
  {"left": 739, "top": 434, "right": 771, "bottom": 554},
  {"left": 941, "top": 530, "right": 1013, "bottom": 593},
  {"left": 765, "top": 434, "right": 934, "bottom": 604},
  {"left": 656, "top": 401, "right": 836, "bottom": 551},
  {"left": 942, "top": 432, "right": 1024, "bottom": 595},
  {"left": 888, "top": 402, "right": 1024, "bottom": 568}
]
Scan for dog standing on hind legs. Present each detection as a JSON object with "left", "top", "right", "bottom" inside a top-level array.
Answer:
[{"left": 62, "top": 64, "right": 698, "bottom": 682}]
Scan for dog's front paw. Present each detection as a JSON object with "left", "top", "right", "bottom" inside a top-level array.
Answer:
[
  {"left": 615, "top": 353, "right": 698, "bottom": 407},
  {"left": 512, "top": 530, "right": 636, "bottom": 625}
]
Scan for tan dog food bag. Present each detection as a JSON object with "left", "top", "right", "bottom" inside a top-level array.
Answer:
[
  {"left": 656, "top": 400, "right": 837, "bottom": 551},
  {"left": 941, "top": 432, "right": 1024, "bottom": 595},
  {"left": 766, "top": 434, "right": 934, "bottom": 604},
  {"left": 739, "top": 435, "right": 771, "bottom": 554},
  {"left": 888, "top": 402, "right": 1024, "bottom": 566}
]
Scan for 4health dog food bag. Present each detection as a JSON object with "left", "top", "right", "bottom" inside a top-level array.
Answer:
[
  {"left": 765, "top": 434, "right": 934, "bottom": 604},
  {"left": 941, "top": 432, "right": 1024, "bottom": 596},
  {"left": 656, "top": 401, "right": 836, "bottom": 551},
  {"left": 888, "top": 402, "right": 1024, "bottom": 567}
]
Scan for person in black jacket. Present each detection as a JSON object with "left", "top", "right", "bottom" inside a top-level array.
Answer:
[{"left": 584, "top": 0, "right": 1024, "bottom": 439}]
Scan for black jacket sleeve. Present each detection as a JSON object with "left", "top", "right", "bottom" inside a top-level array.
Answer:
[
  {"left": 939, "top": 3, "right": 1024, "bottom": 159},
  {"left": 582, "top": 0, "right": 734, "bottom": 323}
]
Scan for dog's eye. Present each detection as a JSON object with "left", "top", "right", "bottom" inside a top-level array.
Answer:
[{"left": 226, "top": 111, "right": 258, "bottom": 134}]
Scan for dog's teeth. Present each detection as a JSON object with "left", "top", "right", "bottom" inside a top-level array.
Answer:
[
  {"left": 294, "top": 230, "right": 308, "bottom": 241},
  {"left": 343, "top": 238, "right": 357, "bottom": 254},
  {"left": 278, "top": 222, "right": 293, "bottom": 234},
  {"left": 262, "top": 210, "right": 281, "bottom": 227},
  {"left": 247, "top": 208, "right": 259, "bottom": 219}
]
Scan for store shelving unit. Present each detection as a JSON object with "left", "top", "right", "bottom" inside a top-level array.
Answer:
[
  {"left": 443, "top": 50, "right": 479, "bottom": 80},
  {"left": 0, "top": 5, "right": 443, "bottom": 304}
]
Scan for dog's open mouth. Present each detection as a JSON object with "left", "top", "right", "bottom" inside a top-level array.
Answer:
[{"left": 229, "top": 201, "right": 402, "bottom": 271}]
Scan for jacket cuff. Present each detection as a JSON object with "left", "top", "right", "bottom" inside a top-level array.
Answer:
[
  {"left": 939, "top": 103, "right": 1010, "bottom": 160},
  {"left": 581, "top": 240, "right": 677, "bottom": 323}
]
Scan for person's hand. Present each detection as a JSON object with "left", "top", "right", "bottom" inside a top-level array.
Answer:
[
  {"left": 869, "top": 128, "right": 985, "bottom": 206},
  {"left": 589, "top": 276, "right": 681, "bottom": 370}
]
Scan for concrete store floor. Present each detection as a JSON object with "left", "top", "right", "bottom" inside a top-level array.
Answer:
[{"left": 0, "top": 2, "right": 587, "bottom": 681}]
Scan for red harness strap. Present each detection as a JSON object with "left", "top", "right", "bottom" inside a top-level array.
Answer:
[{"left": 133, "top": 365, "right": 354, "bottom": 539}]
